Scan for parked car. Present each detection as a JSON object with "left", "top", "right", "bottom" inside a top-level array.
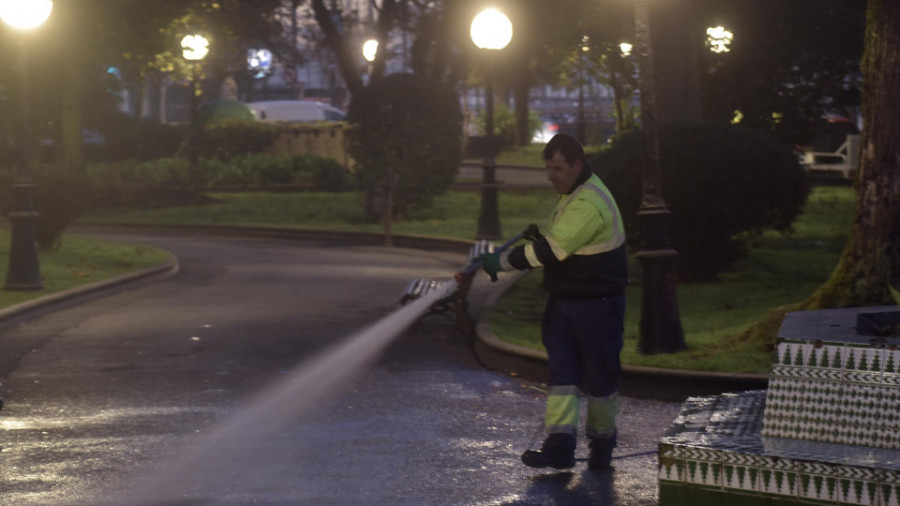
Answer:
[
  {"left": 246, "top": 100, "right": 346, "bottom": 123},
  {"left": 532, "top": 115, "right": 560, "bottom": 143}
]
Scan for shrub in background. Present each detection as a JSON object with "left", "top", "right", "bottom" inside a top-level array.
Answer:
[
  {"left": 86, "top": 157, "right": 201, "bottom": 211},
  {"left": 346, "top": 73, "right": 463, "bottom": 219},
  {"left": 475, "top": 103, "right": 542, "bottom": 147},
  {"left": 241, "top": 154, "right": 294, "bottom": 186},
  {"left": 87, "top": 114, "right": 184, "bottom": 162},
  {"left": 592, "top": 121, "right": 810, "bottom": 281},
  {"left": 292, "top": 154, "right": 352, "bottom": 191},
  {"left": 197, "top": 119, "right": 280, "bottom": 160},
  {"left": 200, "top": 153, "right": 353, "bottom": 191},
  {"left": 0, "top": 166, "right": 93, "bottom": 250}
]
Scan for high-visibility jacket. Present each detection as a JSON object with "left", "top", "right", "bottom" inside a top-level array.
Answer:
[{"left": 506, "top": 171, "right": 628, "bottom": 298}]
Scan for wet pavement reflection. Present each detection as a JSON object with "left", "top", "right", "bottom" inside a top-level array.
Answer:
[{"left": 0, "top": 234, "right": 681, "bottom": 505}]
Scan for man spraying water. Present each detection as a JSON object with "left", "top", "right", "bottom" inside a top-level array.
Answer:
[{"left": 478, "top": 133, "right": 628, "bottom": 471}]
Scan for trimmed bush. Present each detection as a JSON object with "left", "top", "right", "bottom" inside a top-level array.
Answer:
[
  {"left": 88, "top": 114, "right": 185, "bottom": 162},
  {"left": 291, "top": 155, "right": 352, "bottom": 191},
  {"left": 592, "top": 122, "right": 809, "bottom": 281},
  {"left": 346, "top": 73, "right": 463, "bottom": 219},
  {"left": 197, "top": 119, "right": 280, "bottom": 160},
  {"left": 86, "top": 157, "right": 201, "bottom": 211},
  {"left": 200, "top": 153, "right": 353, "bottom": 191}
]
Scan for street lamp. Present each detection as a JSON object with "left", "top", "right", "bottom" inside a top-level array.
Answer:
[
  {"left": 181, "top": 34, "right": 209, "bottom": 177},
  {"left": 706, "top": 25, "right": 733, "bottom": 54},
  {"left": 470, "top": 7, "right": 512, "bottom": 240},
  {"left": 362, "top": 38, "right": 378, "bottom": 63},
  {"left": 360, "top": 37, "right": 394, "bottom": 246},
  {"left": 1, "top": 0, "right": 54, "bottom": 291},
  {"left": 632, "top": 0, "right": 686, "bottom": 353}
]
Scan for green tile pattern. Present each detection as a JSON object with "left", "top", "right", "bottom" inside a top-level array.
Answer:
[
  {"left": 660, "top": 308, "right": 900, "bottom": 506},
  {"left": 659, "top": 391, "right": 900, "bottom": 506},
  {"left": 763, "top": 340, "right": 900, "bottom": 450}
]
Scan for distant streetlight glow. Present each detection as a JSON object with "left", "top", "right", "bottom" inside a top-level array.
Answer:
[
  {"left": 706, "top": 25, "right": 733, "bottom": 53},
  {"left": 181, "top": 34, "right": 210, "bottom": 61},
  {"left": 470, "top": 8, "right": 512, "bottom": 51},
  {"left": 619, "top": 42, "right": 633, "bottom": 57},
  {"left": 0, "top": 0, "right": 53, "bottom": 30},
  {"left": 362, "top": 38, "right": 378, "bottom": 62}
]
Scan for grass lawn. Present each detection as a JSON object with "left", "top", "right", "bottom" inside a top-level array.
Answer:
[
  {"left": 84, "top": 188, "right": 560, "bottom": 242},
  {"left": 488, "top": 185, "right": 856, "bottom": 374},
  {"left": 0, "top": 231, "right": 171, "bottom": 310}
]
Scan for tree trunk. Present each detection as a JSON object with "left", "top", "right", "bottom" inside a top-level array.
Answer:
[
  {"left": 803, "top": 0, "right": 900, "bottom": 309},
  {"left": 610, "top": 69, "right": 625, "bottom": 137},
  {"left": 310, "top": 0, "right": 364, "bottom": 97},
  {"left": 58, "top": 0, "right": 86, "bottom": 173},
  {"left": 739, "top": 0, "right": 900, "bottom": 347}
]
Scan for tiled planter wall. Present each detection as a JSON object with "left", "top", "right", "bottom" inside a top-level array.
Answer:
[{"left": 659, "top": 306, "right": 900, "bottom": 506}]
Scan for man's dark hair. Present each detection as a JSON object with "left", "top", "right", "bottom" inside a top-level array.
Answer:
[{"left": 542, "top": 133, "right": 585, "bottom": 167}]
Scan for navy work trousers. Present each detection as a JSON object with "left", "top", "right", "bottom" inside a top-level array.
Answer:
[{"left": 541, "top": 294, "right": 626, "bottom": 397}]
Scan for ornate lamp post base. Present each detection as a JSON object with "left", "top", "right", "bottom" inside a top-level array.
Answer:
[
  {"left": 4, "top": 177, "right": 42, "bottom": 291},
  {"left": 635, "top": 208, "right": 685, "bottom": 354}
]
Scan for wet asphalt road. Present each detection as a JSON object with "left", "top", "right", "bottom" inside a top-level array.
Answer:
[{"left": 0, "top": 233, "right": 681, "bottom": 505}]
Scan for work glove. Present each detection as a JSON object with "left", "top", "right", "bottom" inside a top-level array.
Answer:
[
  {"left": 478, "top": 252, "right": 503, "bottom": 282},
  {"left": 523, "top": 223, "right": 543, "bottom": 242}
]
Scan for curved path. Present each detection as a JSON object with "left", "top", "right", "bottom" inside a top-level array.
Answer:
[{"left": 0, "top": 233, "right": 680, "bottom": 505}]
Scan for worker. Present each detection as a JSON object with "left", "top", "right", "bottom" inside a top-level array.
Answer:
[{"left": 480, "top": 133, "right": 628, "bottom": 470}]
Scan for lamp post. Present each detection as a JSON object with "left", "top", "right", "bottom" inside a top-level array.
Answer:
[
  {"left": 1, "top": 0, "right": 54, "bottom": 291},
  {"left": 181, "top": 34, "right": 209, "bottom": 176},
  {"left": 633, "top": 0, "right": 686, "bottom": 353},
  {"left": 360, "top": 38, "right": 394, "bottom": 246},
  {"left": 470, "top": 8, "right": 512, "bottom": 240}
]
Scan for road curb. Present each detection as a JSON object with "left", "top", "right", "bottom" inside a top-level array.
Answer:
[
  {"left": 72, "top": 223, "right": 474, "bottom": 255},
  {"left": 0, "top": 253, "right": 179, "bottom": 325}
]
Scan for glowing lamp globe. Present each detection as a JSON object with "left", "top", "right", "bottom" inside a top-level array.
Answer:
[
  {"left": 181, "top": 34, "right": 210, "bottom": 61},
  {"left": 362, "top": 39, "right": 378, "bottom": 63},
  {"left": 470, "top": 8, "right": 512, "bottom": 51},
  {"left": 0, "top": 0, "right": 53, "bottom": 30}
]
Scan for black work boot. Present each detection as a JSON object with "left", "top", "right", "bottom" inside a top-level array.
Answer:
[
  {"left": 587, "top": 433, "right": 617, "bottom": 470},
  {"left": 521, "top": 433, "right": 576, "bottom": 469}
]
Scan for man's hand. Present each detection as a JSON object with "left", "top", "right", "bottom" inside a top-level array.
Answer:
[{"left": 478, "top": 252, "right": 502, "bottom": 282}]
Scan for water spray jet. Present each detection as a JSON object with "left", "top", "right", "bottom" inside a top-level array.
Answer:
[{"left": 108, "top": 229, "right": 531, "bottom": 505}]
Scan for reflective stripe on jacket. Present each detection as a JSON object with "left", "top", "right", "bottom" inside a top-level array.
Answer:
[{"left": 510, "top": 172, "right": 628, "bottom": 297}]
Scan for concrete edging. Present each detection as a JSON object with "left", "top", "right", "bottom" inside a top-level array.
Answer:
[{"left": 0, "top": 253, "right": 179, "bottom": 324}]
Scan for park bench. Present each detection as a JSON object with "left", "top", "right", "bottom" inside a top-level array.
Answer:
[
  {"left": 399, "top": 226, "right": 536, "bottom": 339},
  {"left": 801, "top": 133, "right": 860, "bottom": 180},
  {"left": 398, "top": 239, "right": 495, "bottom": 339}
]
